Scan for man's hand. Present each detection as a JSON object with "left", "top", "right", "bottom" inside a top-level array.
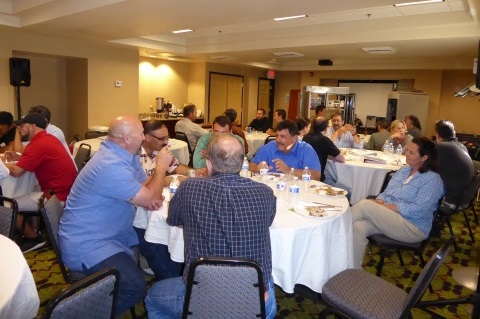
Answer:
[
  {"left": 194, "top": 167, "right": 207, "bottom": 177},
  {"left": 266, "top": 128, "right": 276, "bottom": 136},
  {"left": 4, "top": 151, "right": 21, "bottom": 162},
  {"left": 344, "top": 124, "right": 356, "bottom": 135},
  {"left": 200, "top": 149, "right": 207, "bottom": 159},
  {"left": 272, "top": 158, "right": 288, "bottom": 173},
  {"left": 155, "top": 146, "right": 174, "bottom": 171},
  {"left": 146, "top": 198, "right": 163, "bottom": 211}
]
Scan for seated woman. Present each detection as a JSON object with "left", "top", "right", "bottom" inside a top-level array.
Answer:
[
  {"left": 350, "top": 137, "right": 444, "bottom": 269},
  {"left": 387, "top": 119, "right": 413, "bottom": 153},
  {"left": 296, "top": 117, "right": 311, "bottom": 140}
]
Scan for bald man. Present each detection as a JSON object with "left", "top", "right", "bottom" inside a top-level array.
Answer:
[{"left": 59, "top": 115, "right": 173, "bottom": 316}]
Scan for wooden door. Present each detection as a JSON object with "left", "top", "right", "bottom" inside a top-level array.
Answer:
[
  {"left": 208, "top": 73, "right": 244, "bottom": 123},
  {"left": 258, "top": 79, "right": 271, "bottom": 116}
]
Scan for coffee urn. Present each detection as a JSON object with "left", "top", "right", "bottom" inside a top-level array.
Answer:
[{"left": 156, "top": 97, "right": 164, "bottom": 113}]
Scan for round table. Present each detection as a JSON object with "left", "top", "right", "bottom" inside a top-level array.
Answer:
[
  {"left": 0, "top": 235, "right": 39, "bottom": 319},
  {"left": 245, "top": 132, "right": 269, "bottom": 159},
  {"left": 0, "top": 172, "right": 38, "bottom": 198},
  {"left": 325, "top": 149, "right": 406, "bottom": 204},
  {"left": 73, "top": 137, "right": 190, "bottom": 165},
  {"left": 140, "top": 177, "right": 353, "bottom": 293}
]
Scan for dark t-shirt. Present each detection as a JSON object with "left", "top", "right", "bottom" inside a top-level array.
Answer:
[
  {"left": 436, "top": 139, "right": 474, "bottom": 204},
  {"left": 248, "top": 117, "right": 271, "bottom": 133},
  {"left": 0, "top": 126, "right": 16, "bottom": 149},
  {"left": 303, "top": 132, "right": 340, "bottom": 181}
]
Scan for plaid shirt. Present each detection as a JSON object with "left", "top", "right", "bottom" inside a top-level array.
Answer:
[{"left": 168, "top": 173, "right": 276, "bottom": 287}]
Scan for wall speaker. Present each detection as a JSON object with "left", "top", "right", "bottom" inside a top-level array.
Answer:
[
  {"left": 9, "top": 58, "right": 31, "bottom": 87},
  {"left": 318, "top": 59, "right": 333, "bottom": 66}
]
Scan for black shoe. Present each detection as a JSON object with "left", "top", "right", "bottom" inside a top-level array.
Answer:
[{"left": 21, "top": 235, "right": 46, "bottom": 253}]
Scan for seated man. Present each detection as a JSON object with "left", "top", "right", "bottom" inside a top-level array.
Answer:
[
  {"left": 364, "top": 119, "right": 391, "bottom": 151},
  {"left": 434, "top": 120, "right": 474, "bottom": 210},
  {"left": 245, "top": 108, "right": 270, "bottom": 133},
  {"left": 59, "top": 115, "right": 172, "bottom": 316},
  {"left": 250, "top": 119, "right": 321, "bottom": 180},
  {"left": 325, "top": 111, "right": 363, "bottom": 149},
  {"left": 224, "top": 108, "right": 248, "bottom": 154},
  {"left": 0, "top": 111, "right": 22, "bottom": 153},
  {"left": 145, "top": 134, "right": 277, "bottom": 318},
  {"left": 303, "top": 117, "right": 345, "bottom": 182},
  {"left": 193, "top": 116, "right": 244, "bottom": 169},
  {"left": 174, "top": 104, "right": 208, "bottom": 151},
  {"left": 266, "top": 109, "right": 286, "bottom": 136},
  {"left": 405, "top": 115, "right": 423, "bottom": 138},
  {"left": 5, "top": 113, "right": 77, "bottom": 252},
  {"left": 134, "top": 120, "right": 206, "bottom": 280}
]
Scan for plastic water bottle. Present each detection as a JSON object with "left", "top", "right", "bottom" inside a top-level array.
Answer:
[
  {"left": 169, "top": 175, "right": 180, "bottom": 200},
  {"left": 287, "top": 167, "right": 295, "bottom": 183},
  {"left": 258, "top": 161, "right": 269, "bottom": 181},
  {"left": 388, "top": 143, "right": 394, "bottom": 156},
  {"left": 288, "top": 177, "right": 300, "bottom": 201},
  {"left": 301, "top": 166, "right": 311, "bottom": 191},
  {"left": 395, "top": 144, "right": 403, "bottom": 156},
  {"left": 240, "top": 156, "right": 249, "bottom": 177},
  {"left": 276, "top": 173, "right": 287, "bottom": 200},
  {"left": 382, "top": 140, "right": 389, "bottom": 154}
]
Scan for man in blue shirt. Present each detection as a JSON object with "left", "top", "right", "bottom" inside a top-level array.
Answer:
[
  {"left": 250, "top": 119, "right": 321, "bottom": 180},
  {"left": 59, "top": 115, "right": 173, "bottom": 316}
]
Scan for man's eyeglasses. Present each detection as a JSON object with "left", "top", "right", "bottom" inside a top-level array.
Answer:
[{"left": 147, "top": 133, "right": 169, "bottom": 142}]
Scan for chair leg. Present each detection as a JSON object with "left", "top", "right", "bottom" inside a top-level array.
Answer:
[
  {"left": 376, "top": 251, "right": 386, "bottom": 276},
  {"left": 462, "top": 210, "right": 475, "bottom": 243},
  {"left": 471, "top": 202, "right": 479, "bottom": 225},
  {"left": 396, "top": 249, "right": 404, "bottom": 267},
  {"left": 445, "top": 217, "right": 458, "bottom": 250},
  {"left": 416, "top": 250, "right": 433, "bottom": 293}
]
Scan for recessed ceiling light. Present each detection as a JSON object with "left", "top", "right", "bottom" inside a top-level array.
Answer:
[
  {"left": 394, "top": 0, "right": 443, "bottom": 7},
  {"left": 172, "top": 29, "right": 194, "bottom": 34},
  {"left": 273, "top": 15, "right": 307, "bottom": 21},
  {"left": 273, "top": 52, "right": 304, "bottom": 58}
]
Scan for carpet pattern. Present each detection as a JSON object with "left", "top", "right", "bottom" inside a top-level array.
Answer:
[{"left": 25, "top": 205, "right": 479, "bottom": 318}]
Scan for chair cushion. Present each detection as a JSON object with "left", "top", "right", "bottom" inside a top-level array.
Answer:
[
  {"left": 322, "top": 269, "right": 407, "bottom": 319},
  {"left": 369, "top": 233, "right": 422, "bottom": 250}
]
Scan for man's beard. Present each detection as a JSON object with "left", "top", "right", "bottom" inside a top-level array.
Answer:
[{"left": 20, "top": 132, "right": 29, "bottom": 142}]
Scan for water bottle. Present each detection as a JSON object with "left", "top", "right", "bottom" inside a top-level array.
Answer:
[
  {"left": 388, "top": 143, "right": 394, "bottom": 156},
  {"left": 169, "top": 175, "right": 180, "bottom": 200},
  {"left": 287, "top": 167, "right": 295, "bottom": 183},
  {"left": 258, "top": 161, "right": 269, "bottom": 181},
  {"left": 395, "top": 144, "right": 403, "bottom": 156},
  {"left": 288, "top": 177, "right": 300, "bottom": 201},
  {"left": 240, "top": 156, "right": 249, "bottom": 177},
  {"left": 382, "top": 140, "right": 389, "bottom": 154},
  {"left": 276, "top": 173, "right": 287, "bottom": 200},
  {"left": 301, "top": 166, "right": 311, "bottom": 191}
]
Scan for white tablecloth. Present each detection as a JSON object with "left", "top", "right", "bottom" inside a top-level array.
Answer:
[
  {"left": 0, "top": 172, "right": 37, "bottom": 199},
  {"left": 142, "top": 179, "right": 353, "bottom": 293},
  {"left": 245, "top": 132, "right": 269, "bottom": 159},
  {"left": 73, "top": 137, "right": 190, "bottom": 165},
  {"left": 0, "top": 235, "right": 39, "bottom": 319},
  {"left": 325, "top": 149, "right": 405, "bottom": 204}
]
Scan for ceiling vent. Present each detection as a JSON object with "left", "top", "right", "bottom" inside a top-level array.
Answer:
[
  {"left": 362, "top": 47, "right": 396, "bottom": 54},
  {"left": 273, "top": 52, "right": 304, "bottom": 58}
]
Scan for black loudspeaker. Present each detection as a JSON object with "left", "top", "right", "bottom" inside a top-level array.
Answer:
[
  {"left": 318, "top": 59, "right": 333, "bottom": 66},
  {"left": 9, "top": 58, "right": 31, "bottom": 87}
]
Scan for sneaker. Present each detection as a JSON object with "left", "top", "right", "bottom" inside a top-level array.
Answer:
[{"left": 21, "top": 235, "right": 46, "bottom": 253}]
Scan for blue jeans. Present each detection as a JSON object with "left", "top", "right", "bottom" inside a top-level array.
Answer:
[
  {"left": 134, "top": 227, "right": 183, "bottom": 280},
  {"left": 145, "top": 276, "right": 277, "bottom": 319},
  {"left": 81, "top": 251, "right": 147, "bottom": 316}
]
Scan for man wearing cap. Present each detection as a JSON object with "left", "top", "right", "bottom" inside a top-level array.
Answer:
[{"left": 5, "top": 113, "right": 77, "bottom": 252}]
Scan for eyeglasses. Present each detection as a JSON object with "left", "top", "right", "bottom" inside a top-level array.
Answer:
[{"left": 147, "top": 133, "right": 169, "bottom": 142}]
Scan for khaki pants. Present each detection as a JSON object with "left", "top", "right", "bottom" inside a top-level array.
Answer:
[{"left": 351, "top": 199, "right": 426, "bottom": 269}]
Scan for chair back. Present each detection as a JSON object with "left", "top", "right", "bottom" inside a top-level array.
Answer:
[
  {"left": 84, "top": 131, "right": 106, "bottom": 140},
  {"left": 74, "top": 143, "right": 92, "bottom": 172},
  {"left": 175, "top": 131, "right": 193, "bottom": 154},
  {"left": 400, "top": 237, "right": 454, "bottom": 316},
  {"left": 380, "top": 170, "right": 396, "bottom": 194},
  {"left": 40, "top": 194, "right": 84, "bottom": 283},
  {"left": 264, "top": 136, "right": 276, "bottom": 145},
  {"left": 182, "top": 256, "right": 266, "bottom": 319},
  {"left": 0, "top": 196, "right": 18, "bottom": 239},
  {"left": 41, "top": 267, "right": 119, "bottom": 319},
  {"left": 459, "top": 171, "right": 480, "bottom": 207}
]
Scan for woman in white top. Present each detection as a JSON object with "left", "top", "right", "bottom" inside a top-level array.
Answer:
[{"left": 387, "top": 119, "right": 413, "bottom": 153}]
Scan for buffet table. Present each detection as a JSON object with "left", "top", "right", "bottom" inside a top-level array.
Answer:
[
  {"left": 73, "top": 137, "right": 190, "bottom": 166},
  {"left": 140, "top": 177, "right": 353, "bottom": 293},
  {"left": 324, "top": 149, "right": 405, "bottom": 204}
]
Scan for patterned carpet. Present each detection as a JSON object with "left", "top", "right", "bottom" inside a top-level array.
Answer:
[{"left": 26, "top": 204, "right": 479, "bottom": 318}]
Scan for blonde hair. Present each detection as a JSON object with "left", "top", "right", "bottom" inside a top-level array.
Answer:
[{"left": 390, "top": 120, "right": 406, "bottom": 133}]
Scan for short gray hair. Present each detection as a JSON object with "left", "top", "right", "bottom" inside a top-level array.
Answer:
[{"left": 206, "top": 134, "right": 244, "bottom": 174}]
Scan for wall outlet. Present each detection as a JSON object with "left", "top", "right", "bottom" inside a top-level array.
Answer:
[{"left": 115, "top": 80, "right": 123, "bottom": 87}]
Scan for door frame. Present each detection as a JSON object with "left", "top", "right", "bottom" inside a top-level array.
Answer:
[{"left": 257, "top": 77, "right": 275, "bottom": 119}]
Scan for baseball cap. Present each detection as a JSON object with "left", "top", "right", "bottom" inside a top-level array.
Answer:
[{"left": 13, "top": 113, "right": 47, "bottom": 129}]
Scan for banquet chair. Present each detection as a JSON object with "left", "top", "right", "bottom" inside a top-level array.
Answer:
[
  {"left": 319, "top": 238, "right": 454, "bottom": 319},
  {"left": 366, "top": 170, "right": 396, "bottom": 199},
  {"left": 175, "top": 131, "right": 193, "bottom": 166},
  {"left": 41, "top": 267, "right": 119, "bottom": 319},
  {"left": 438, "top": 171, "right": 480, "bottom": 245},
  {"left": 264, "top": 135, "right": 276, "bottom": 145},
  {"left": 40, "top": 194, "right": 138, "bottom": 318},
  {"left": 84, "top": 130, "right": 106, "bottom": 139},
  {"left": 0, "top": 196, "right": 19, "bottom": 239},
  {"left": 74, "top": 143, "right": 92, "bottom": 172},
  {"left": 182, "top": 256, "right": 266, "bottom": 319}
]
